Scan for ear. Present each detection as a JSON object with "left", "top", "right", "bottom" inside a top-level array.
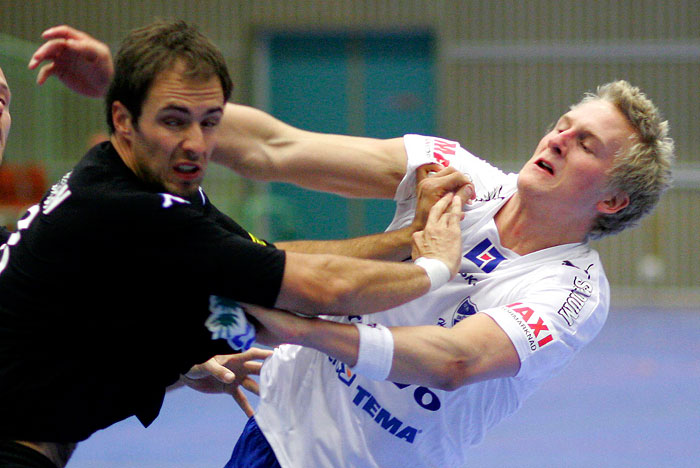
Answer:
[
  {"left": 596, "top": 191, "right": 630, "bottom": 214},
  {"left": 111, "top": 101, "right": 134, "bottom": 139}
]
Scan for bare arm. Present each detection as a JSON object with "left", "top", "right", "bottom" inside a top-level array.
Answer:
[
  {"left": 26, "top": 27, "right": 412, "bottom": 200},
  {"left": 276, "top": 166, "right": 475, "bottom": 261},
  {"left": 274, "top": 193, "right": 464, "bottom": 315},
  {"left": 277, "top": 226, "right": 414, "bottom": 261},
  {"left": 246, "top": 306, "right": 519, "bottom": 391},
  {"left": 213, "top": 104, "right": 407, "bottom": 198}
]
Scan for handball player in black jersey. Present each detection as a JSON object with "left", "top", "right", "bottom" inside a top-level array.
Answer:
[{"left": 0, "top": 20, "right": 465, "bottom": 468}]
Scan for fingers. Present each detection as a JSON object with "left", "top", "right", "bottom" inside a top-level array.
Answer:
[
  {"left": 28, "top": 40, "right": 65, "bottom": 70},
  {"left": 35, "top": 63, "right": 56, "bottom": 85},
  {"left": 41, "top": 25, "right": 90, "bottom": 41},
  {"left": 415, "top": 163, "right": 443, "bottom": 183},
  {"left": 416, "top": 165, "right": 475, "bottom": 207},
  {"left": 242, "top": 346, "right": 273, "bottom": 361},
  {"left": 449, "top": 194, "right": 466, "bottom": 223},
  {"left": 231, "top": 387, "right": 255, "bottom": 418},
  {"left": 426, "top": 192, "right": 454, "bottom": 223},
  {"left": 187, "top": 357, "right": 235, "bottom": 383},
  {"left": 457, "top": 183, "right": 476, "bottom": 204},
  {"left": 241, "top": 377, "right": 260, "bottom": 395}
]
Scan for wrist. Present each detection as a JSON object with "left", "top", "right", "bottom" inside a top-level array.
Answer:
[
  {"left": 414, "top": 256, "right": 451, "bottom": 291},
  {"left": 285, "top": 315, "right": 309, "bottom": 347},
  {"left": 350, "top": 323, "right": 395, "bottom": 380}
]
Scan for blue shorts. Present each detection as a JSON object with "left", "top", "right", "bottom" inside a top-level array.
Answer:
[{"left": 224, "top": 416, "right": 282, "bottom": 468}]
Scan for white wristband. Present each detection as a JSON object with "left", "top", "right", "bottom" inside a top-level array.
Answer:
[
  {"left": 414, "top": 256, "right": 451, "bottom": 292},
  {"left": 350, "top": 323, "right": 394, "bottom": 380}
]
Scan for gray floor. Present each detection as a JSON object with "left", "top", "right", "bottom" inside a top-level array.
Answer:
[{"left": 68, "top": 307, "right": 700, "bottom": 467}]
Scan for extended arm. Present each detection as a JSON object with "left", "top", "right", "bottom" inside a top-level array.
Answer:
[
  {"left": 27, "top": 26, "right": 461, "bottom": 202},
  {"left": 246, "top": 305, "right": 519, "bottom": 391},
  {"left": 274, "top": 192, "right": 464, "bottom": 315},
  {"left": 213, "top": 103, "right": 408, "bottom": 198},
  {"left": 276, "top": 166, "right": 475, "bottom": 261}
]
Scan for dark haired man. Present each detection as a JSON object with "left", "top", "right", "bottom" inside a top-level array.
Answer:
[{"left": 0, "top": 21, "right": 467, "bottom": 468}]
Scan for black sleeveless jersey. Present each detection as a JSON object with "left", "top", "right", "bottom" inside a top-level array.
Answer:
[{"left": 0, "top": 142, "right": 285, "bottom": 442}]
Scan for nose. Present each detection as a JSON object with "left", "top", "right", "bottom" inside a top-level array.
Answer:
[
  {"left": 548, "top": 128, "right": 574, "bottom": 157},
  {"left": 181, "top": 124, "right": 207, "bottom": 158}
]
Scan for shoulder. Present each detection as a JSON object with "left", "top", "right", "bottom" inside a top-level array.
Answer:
[
  {"left": 41, "top": 145, "right": 210, "bottom": 233},
  {"left": 481, "top": 246, "right": 609, "bottom": 380}
]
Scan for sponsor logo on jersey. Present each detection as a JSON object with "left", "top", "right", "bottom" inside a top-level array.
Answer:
[
  {"left": 459, "top": 272, "right": 479, "bottom": 284},
  {"left": 43, "top": 172, "right": 72, "bottom": 215},
  {"left": 248, "top": 232, "right": 266, "bottom": 246},
  {"left": 328, "top": 357, "right": 424, "bottom": 444},
  {"left": 430, "top": 138, "right": 457, "bottom": 168},
  {"left": 452, "top": 296, "right": 478, "bottom": 326},
  {"left": 504, "top": 302, "right": 554, "bottom": 350},
  {"left": 465, "top": 238, "right": 506, "bottom": 273},
  {"left": 557, "top": 276, "right": 593, "bottom": 326},
  {"left": 475, "top": 185, "right": 506, "bottom": 203},
  {"left": 562, "top": 261, "right": 594, "bottom": 279},
  {"left": 159, "top": 193, "right": 190, "bottom": 208},
  {"left": 205, "top": 295, "right": 256, "bottom": 351}
]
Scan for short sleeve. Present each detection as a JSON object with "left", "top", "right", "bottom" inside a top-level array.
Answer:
[{"left": 481, "top": 262, "right": 609, "bottom": 382}]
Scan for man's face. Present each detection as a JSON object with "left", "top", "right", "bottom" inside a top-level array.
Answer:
[
  {"left": 518, "top": 99, "right": 634, "bottom": 217},
  {"left": 118, "top": 62, "right": 224, "bottom": 197},
  {"left": 0, "top": 67, "right": 12, "bottom": 164}
]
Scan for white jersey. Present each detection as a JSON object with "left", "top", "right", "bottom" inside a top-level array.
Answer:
[{"left": 255, "top": 135, "right": 610, "bottom": 468}]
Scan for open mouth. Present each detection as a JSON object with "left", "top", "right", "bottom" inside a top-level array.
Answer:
[
  {"left": 536, "top": 160, "right": 554, "bottom": 175},
  {"left": 174, "top": 163, "right": 199, "bottom": 175}
]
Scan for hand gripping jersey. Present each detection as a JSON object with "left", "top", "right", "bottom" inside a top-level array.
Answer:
[
  {"left": 0, "top": 142, "right": 285, "bottom": 442},
  {"left": 254, "top": 135, "right": 609, "bottom": 468}
]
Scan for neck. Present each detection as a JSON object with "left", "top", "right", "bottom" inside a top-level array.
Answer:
[
  {"left": 110, "top": 134, "right": 133, "bottom": 169},
  {"left": 495, "top": 193, "right": 588, "bottom": 255}
]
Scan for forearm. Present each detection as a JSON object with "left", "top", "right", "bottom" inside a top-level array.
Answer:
[
  {"left": 276, "top": 194, "right": 463, "bottom": 316},
  {"left": 294, "top": 314, "right": 518, "bottom": 390},
  {"left": 276, "top": 226, "right": 413, "bottom": 261},
  {"left": 275, "top": 252, "right": 431, "bottom": 316},
  {"left": 292, "top": 319, "right": 480, "bottom": 390}
]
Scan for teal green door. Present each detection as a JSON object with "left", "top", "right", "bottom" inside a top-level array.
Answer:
[{"left": 267, "top": 33, "right": 434, "bottom": 240}]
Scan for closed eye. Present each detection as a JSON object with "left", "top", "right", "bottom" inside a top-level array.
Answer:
[{"left": 578, "top": 135, "right": 594, "bottom": 154}]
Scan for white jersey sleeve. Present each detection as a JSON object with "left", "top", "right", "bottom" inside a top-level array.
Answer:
[
  {"left": 481, "top": 254, "right": 609, "bottom": 381},
  {"left": 389, "top": 134, "right": 512, "bottom": 231}
]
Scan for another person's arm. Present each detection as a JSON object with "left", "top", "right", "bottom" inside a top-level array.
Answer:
[
  {"left": 213, "top": 103, "right": 408, "bottom": 198},
  {"left": 277, "top": 165, "right": 474, "bottom": 261},
  {"left": 27, "top": 26, "right": 443, "bottom": 200},
  {"left": 274, "top": 192, "right": 464, "bottom": 315},
  {"left": 245, "top": 305, "right": 519, "bottom": 390}
]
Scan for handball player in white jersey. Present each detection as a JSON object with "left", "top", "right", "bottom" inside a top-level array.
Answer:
[{"left": 207, "top": 81, "right": 674, "bottom": 468}]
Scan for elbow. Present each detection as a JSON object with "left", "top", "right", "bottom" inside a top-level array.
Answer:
[
  {"left": 281, "top": 253, "right": 355, "bottom": 315},
  {"left": 429, "top": 359, "right": 473, "bottom": 391},
  {"left": 307, "top": 275, "right": 356, "bottom": 314},
  {"left": 212, "top": 146, "right": 277, "bottom": 182},
  {"left": 291, "top": 270, "right": 356, "bottom": 315}
]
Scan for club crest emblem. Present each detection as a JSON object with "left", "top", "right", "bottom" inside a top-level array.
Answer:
[
  {"left": 453, "top": 296, "right": 478, "bottom": 326},
  {"left": 205, "top": 295, "right": 256, "bottom": 351}
]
